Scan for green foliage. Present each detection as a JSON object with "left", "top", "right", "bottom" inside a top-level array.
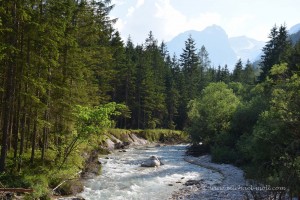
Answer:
[
  {"left": 74, "top": 102, "right": 129, "bottom": 136},
  {"left": 180, "top": 35, "right": 201, "bottom": 100},
  {"left": 232, "top": 63, "right": 300, "bottom": 195},
  {"left": 23, "top": 174, "right": 50, "bottom": 199},
  {"left": 1, "top": 2, "right": 299, "bottom": 197},
  {"left": 248, "top": 70, "right": 300, "bottom": 193},
  {"left": 138, "top": 129, "right": 189, "bottom": 143},
  {"left": 187, "top": 82, "right": 240, "bottom": 144},
  {"left": 232, "top": 59, "right": 243, "bottom": 82},
  {"left": 259, "top": 25, "right": 292, "bottom": 81},
  {"left": 211, "top": 145, "right": 238, "bottom": 164}
]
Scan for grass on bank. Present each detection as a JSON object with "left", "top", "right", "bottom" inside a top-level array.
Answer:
[{"left": 106, "top": 128, "right": 189, "bottom": 143}]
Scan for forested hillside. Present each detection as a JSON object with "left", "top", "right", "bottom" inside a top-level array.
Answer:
[
  {"left": 187, "top": 25, "right": 300, "bottom": 197},
  {"left": 0, "top": 0, "right": 300, "bottom": 199}
]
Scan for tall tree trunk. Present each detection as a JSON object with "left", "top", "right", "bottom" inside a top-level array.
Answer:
[
  {"left": 18, "top": 110, "right": 26, "bottom": 172},
  {"left": 12, "top": 99, "right": 20, "bottom": 161},
  {"left": 7, "top": 107, "right": 14, "bottom": 151},
  {"left": 30, "top": 110, "right": 38, "bottom": 165},
  {"left": 25, "top": 115, "right": 31, "bottom": 150},
  {"left": 0, "top": 1, "right": 17, "bottom": 172},
  {"left": 41, "top": 98, "right": 49, "bottom": 163},
  {"left": 0, "top": 63, "right": 14, "bottom": 172}
]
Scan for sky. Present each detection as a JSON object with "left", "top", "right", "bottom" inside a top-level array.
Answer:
[{"left": 110, "top": 0, "right": 300, "bottom": 44}]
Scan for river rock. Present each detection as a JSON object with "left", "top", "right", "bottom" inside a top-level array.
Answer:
[
  {"left": 141, "top": 156, "right": 161, "bottom": 167},
  {"left": 130, "top": 133, "right": 148, "bottom": 145},
  {"left": 105, "top": 138, "right": 115, "bottom": 151},
  {"left": 58, "top": 197, "right": 85, "bottom": 200},
  {"left": 184, "top": 180, "right": 201, "bottom": 186}
]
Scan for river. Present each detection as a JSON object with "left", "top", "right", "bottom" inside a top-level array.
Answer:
[{"left": 79, "top": 145, "right": 222, "bottom": 200}]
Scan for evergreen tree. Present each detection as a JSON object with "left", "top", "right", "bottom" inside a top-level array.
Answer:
[
  {"left": 180, "top": 35, "right": 201, "bottom": 100},
  {"left": 171, "top": 54, "right": 187, "bottom": 129},
  {"left": 288, "top": 40, "right": 300, "bottom": 73},
  {"left": 110, "top": 31, "right": 126, "bottom": 102},
  {"left": 259, "top": 25, "right": 292, "bottom": 81},
  {"left": 123, "top": 37, "right": 138, "bottom": 128},
  {"left": 142, "top": 32, "right": 167, "bottom": 128},
  {"left": 216, "top": 65, "right": 222, "bottom": 82},
  {"left": 164, "top": 55, "right": 179, "bottom": 129},
  {"left": 220, "top": 65, "right": 230, "bottom": 83},
  {"left": 243, "top": 60, "right": 256, "bottom": 84},
  {"left": 0, "top": 0, "right": 117, "bottom": 172},
  {"left": 232, "top": 59, "right": 243, "bottom": 82},
  {"left": 198, "top": 45, "right": 211, "bottom": 70}
]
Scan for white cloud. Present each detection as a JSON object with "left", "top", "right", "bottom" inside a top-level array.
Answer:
[
  {"left": 154, "top": 0, "right": 221, "bottom": 41},
  {"left": 136, "top": 0, "right": 145, "bottom": 8},
  {"left": 248, "top": 25, "right": 270, "bottom": 41},
  {"left": 187, "top": 12, "right": 221, "bottom": 31},
  {"left": 111, "top": 0, "right": 126, "bottom": 6},
  {"left": 226, "top": 14, "right": 255, "bottom": 37},
  {"left": 111, "top": 0, "right": 300, "bottom": 43},
  {"left": 154, "top": 0, "right": 186, "bottom": 39},
  {"left": 126, "top": 0, "right": 145, "bottom": 17},
  {"left": 114, "top": 17, "right": 126, "bottom": 32},
  {"left": 126, "top": 6, "right": 135, "bottom": 17}
]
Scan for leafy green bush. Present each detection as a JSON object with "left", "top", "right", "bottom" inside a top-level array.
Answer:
[
  {"left": 23, "top": 174, "right": 50, "bottom": 199},
  {"left": 211, "top": 145, "right": 238, "bottom": 164},
  {"left": 187, "top": 82, "right": 240, "bottom": 145}
]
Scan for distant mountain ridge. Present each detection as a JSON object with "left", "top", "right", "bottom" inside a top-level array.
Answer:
[
  {"left": 166, "top": 24, "right": 300, "bottom": 70},
  {"left": 289, "top": 23, "right": 300, "bottom": 35},
  {"left": 166, "top": 25, "right": 264, "bottom": 70},
  {"left": 229, "top": 36, "right": 265, "bottom": 63},
  {"left": 289, "top": 23, "right": 300, "bottom": 44}
]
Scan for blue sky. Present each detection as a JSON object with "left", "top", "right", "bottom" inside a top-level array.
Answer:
[{"left": 110, "top": 0, "right": 299, "bottom": 44}]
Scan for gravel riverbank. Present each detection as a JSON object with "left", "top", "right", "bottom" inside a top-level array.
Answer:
[
  {"left": 171, "top": 154, "right": 294, "bottom": 200},
  {"left": 171, "top": 155, "right": 248, "bottom": 200}
]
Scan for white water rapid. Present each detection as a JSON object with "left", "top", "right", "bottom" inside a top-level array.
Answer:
[{"left": 80, "top": 145, "right": 221, "bottom": 200}]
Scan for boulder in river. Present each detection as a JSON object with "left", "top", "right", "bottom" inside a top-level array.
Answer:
[{"left": 141, "top": 156, "right": 161, "bottom": 167}]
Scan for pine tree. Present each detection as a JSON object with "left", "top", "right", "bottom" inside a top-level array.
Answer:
[
  {"left": 141, "top": 32, "right": 167, "bottom": 128},
  {"left": 164, "top": 55, "right": 179, "bottom": 129},
  {"left": 198, "top": 45, "right": 211, "bottom": 70},
  {"left": 222, "top": 65, "right": 230, "bottom": 83},
  {"left": 232, "top": 59, "right": 243, "bottom": 82},
  {"left": 123, "top": 37, "right": 138, "bottom": 128},
  {"left": 288, "top": 38, "right": 300, "bottom": 73},
  {"left": 171, "top": 54, "right": 187, "bottom": 129},
  {"left": 243, "top": 60, "right": 256, "bottom": 84},
  {"left": 259, "top": 25, "right": 292, "bottom": 81},
  {"left": 180, "top": 35, "right": 201, "bottom": 100}
]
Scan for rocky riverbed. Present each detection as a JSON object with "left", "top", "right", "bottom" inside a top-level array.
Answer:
[
  {"left": 56, "top": 144, "right": 290, "bottom": 200},
  {"left": 171, "top": 155, "right": 292, "bottom": 200},
  {"left": 170, "top": 155, "right": 247, "bottom": 200}
]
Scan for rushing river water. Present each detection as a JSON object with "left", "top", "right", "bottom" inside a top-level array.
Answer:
[{"left": 80, "top": 145, "right": 221, "bottom": 200}]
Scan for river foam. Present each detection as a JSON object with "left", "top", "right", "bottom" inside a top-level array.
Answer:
[{"left": 79, "top": 145, "right": 222, "bottom": 200}]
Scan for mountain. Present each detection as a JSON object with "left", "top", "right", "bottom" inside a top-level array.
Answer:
[
  {"left": 167, "top": 25, "right": 236, "bottom": 69},
  {"left": 290, "top": 31, "right": 300, "bottom": 45},
  {"left": 289, "top": 24, "right": 300, "bottom": 45},
  {"left": 167, "top": 25, "right": 264, "bottom": 70},
  {"left": 289, "top": 23, "right": 300, "bottom": 35},
  {"left": 229, "top": 36, "right": 265, "bottom": 62}
]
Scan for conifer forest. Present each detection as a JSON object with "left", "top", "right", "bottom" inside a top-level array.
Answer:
[{"left": 0, "top": 0, "right": 300, "bottom": 199}]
